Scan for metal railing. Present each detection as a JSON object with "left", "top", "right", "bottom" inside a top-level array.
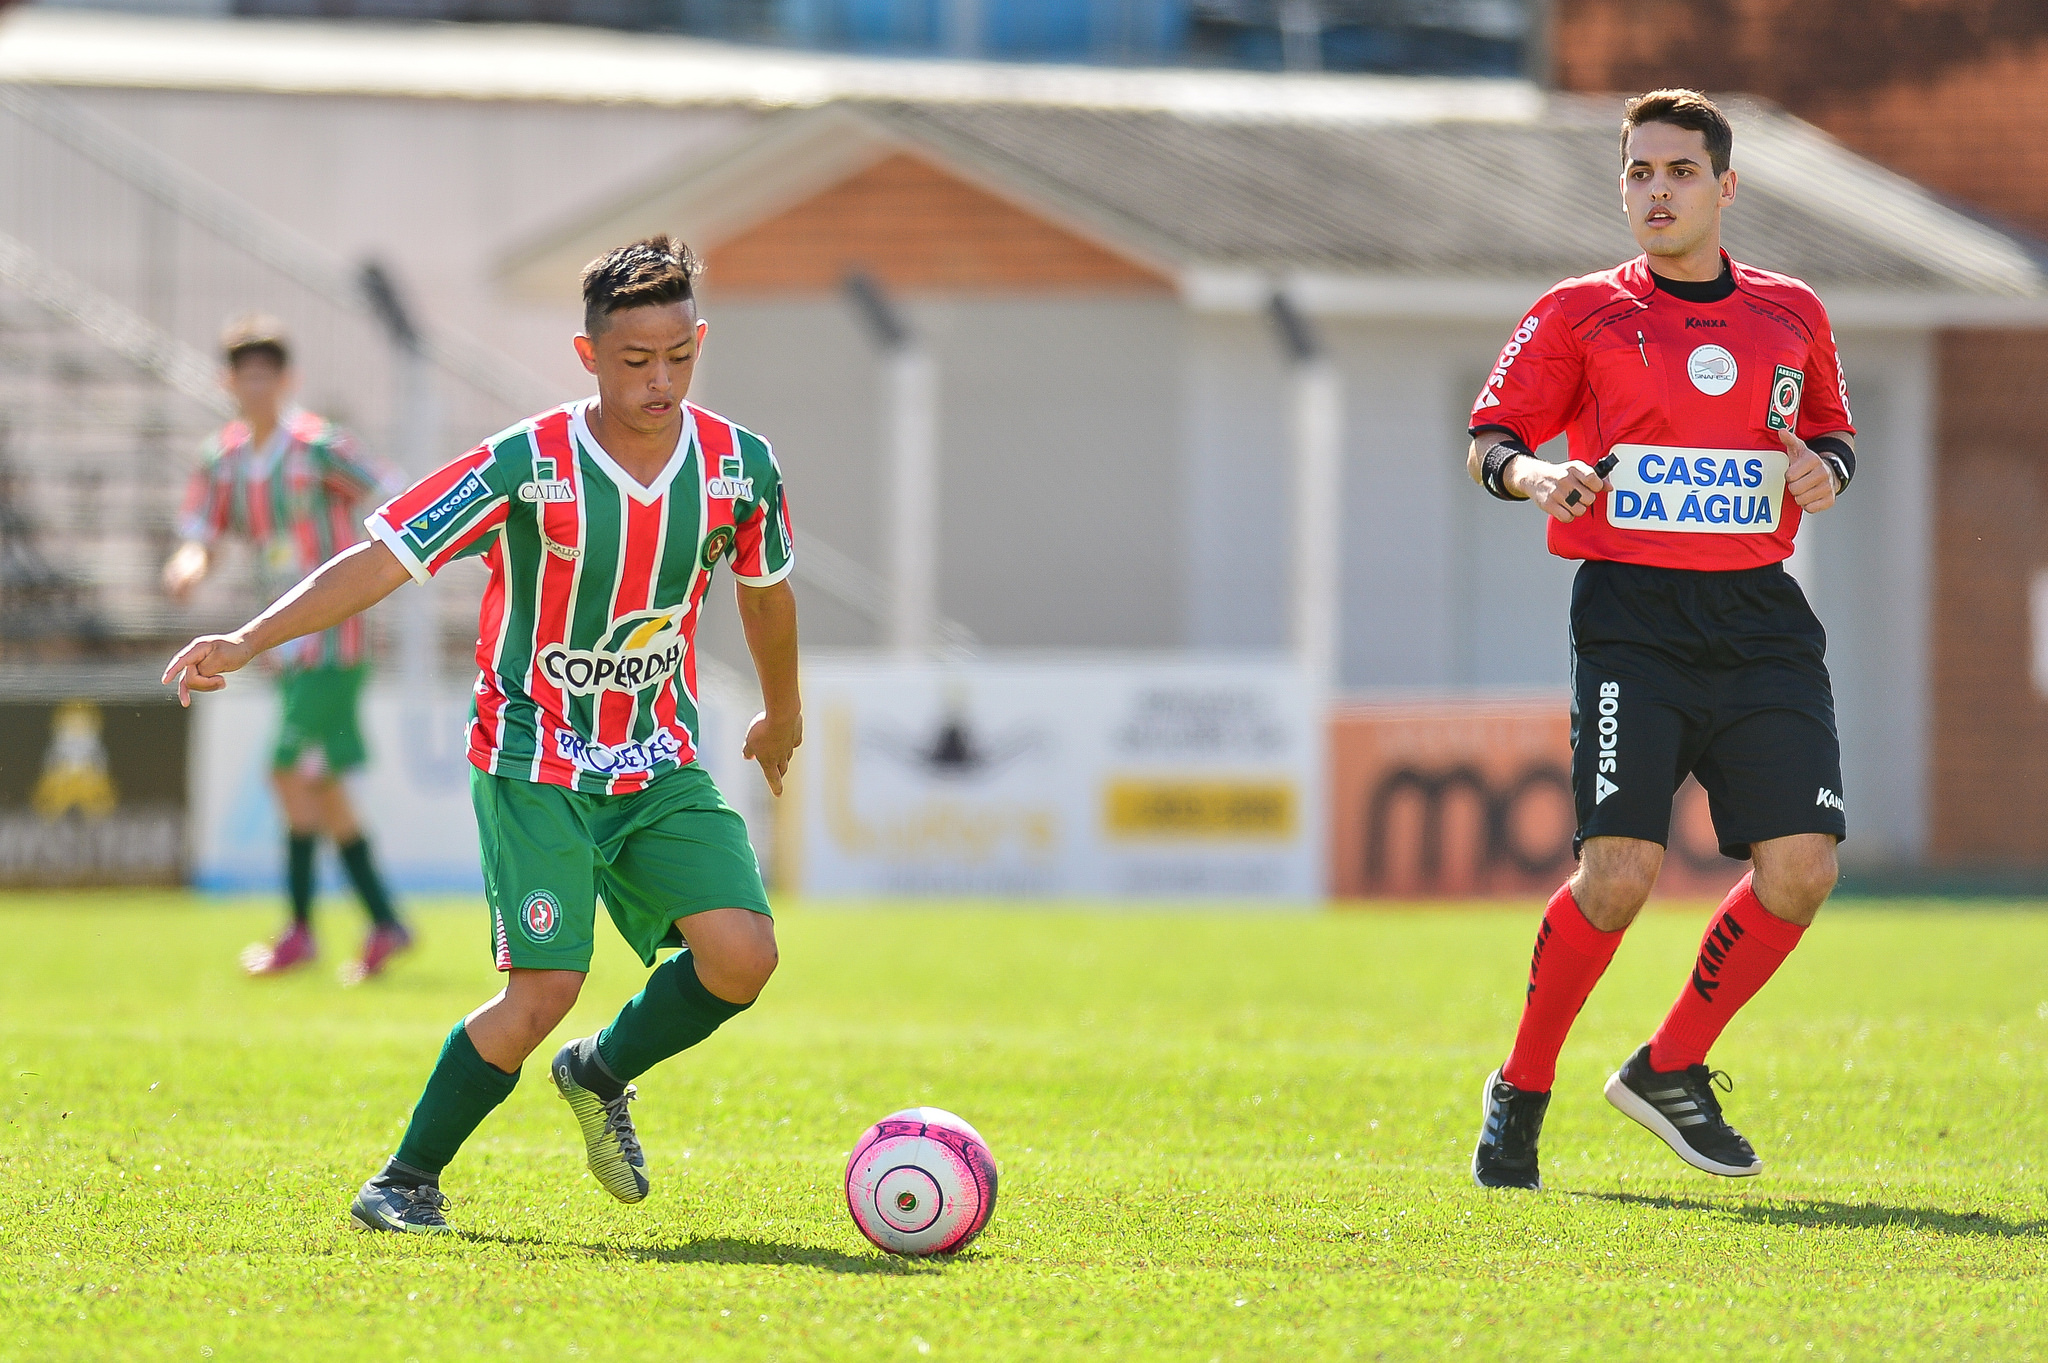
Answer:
[{"left": 0, "top": 80, "right": 967, "bottom": 660}]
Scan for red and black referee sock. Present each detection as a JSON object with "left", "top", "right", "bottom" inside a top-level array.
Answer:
[
  {"left": 1501, "top": 882, "right": 1625, "bottom": 1092},
  {"left": 1648, "top": 871, "right": 1806, "bottom": 1072}
]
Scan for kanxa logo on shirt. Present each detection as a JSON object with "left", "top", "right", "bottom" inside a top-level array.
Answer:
[
  {"left": 1683, "top": 317, "right": 1728, "bottom": 328},
  {"left": 537, "top": 606, "right": 687, "bottom": 695}
]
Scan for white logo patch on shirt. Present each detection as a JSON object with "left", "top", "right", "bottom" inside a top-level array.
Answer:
[
  {"left": 1687, "top": 344, "right": 1738, "bottom": 395},
  {"left": 1604, "top": 444, "right": 1786, "bottom": 535}
]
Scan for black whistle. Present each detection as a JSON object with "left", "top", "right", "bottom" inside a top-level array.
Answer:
[{"left": 1565, "top": 454, "right": 1621, "bottom": 508}]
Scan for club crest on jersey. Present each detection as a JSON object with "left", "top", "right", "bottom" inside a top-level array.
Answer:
[
  {"left": 403, "top": 468, "right": 490, "bottom": 544},
  {"left": 701, "top": 525, "right": 735, "bottom": 569},
  {"left": 521, "top": 889, "right": 562, "bottom": 942},
  {"left": 1687, "top": 344, "right": 1738, "bottom": 396},
  {"left": 1766, "top": 365, "right": 1805, "bottom": 432},
  {"left": 537, "top": 606, "right": 687, "bottom": 695}
]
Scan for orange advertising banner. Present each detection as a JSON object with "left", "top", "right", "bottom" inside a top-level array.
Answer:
[{"left": 1328, "top": 697, "right": 1745, "bottom": 902}]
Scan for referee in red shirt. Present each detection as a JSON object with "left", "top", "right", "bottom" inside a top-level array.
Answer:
[{"left": 1467, "top": 90, "right": 1857, "bottom": 1189}]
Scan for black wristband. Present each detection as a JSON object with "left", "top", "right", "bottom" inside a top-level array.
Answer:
[
  {"left": 1480, "top": 436, "right": 1534, "bottom": 501},
  {"left": 1808, "top": 435, "right": 1855, "bottom": 492}
]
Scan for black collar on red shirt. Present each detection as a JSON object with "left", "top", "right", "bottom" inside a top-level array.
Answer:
[{"left": 1651, "top": 261, "right": 1736, "bottom": 303}]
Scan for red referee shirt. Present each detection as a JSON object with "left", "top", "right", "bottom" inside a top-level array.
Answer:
[{"left": 1470, "top": 252, "right": 1854, "bottom": 572}]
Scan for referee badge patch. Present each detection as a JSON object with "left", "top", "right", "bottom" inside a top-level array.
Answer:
[
  {"left": 521, "top": 889, "right": 562, "bottom": 942},
  {"left": 1766, "top": 365, "right": 1804, "bottom": 432}
]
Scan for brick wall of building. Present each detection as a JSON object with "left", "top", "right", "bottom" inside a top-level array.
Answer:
[
  {"left": 1552, "top": 0, "right": 2048, "bottom": 240},
  {"left": 1930, "top": 331, "right": 2048, "bottom": 864},
  {"left": 703, "top": 152, "right": 1171, "bottom": 294}
]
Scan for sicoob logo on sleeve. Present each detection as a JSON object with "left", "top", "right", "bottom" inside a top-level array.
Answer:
[{"left": 404, "top": 469, "right": 492, "bottom": 549}]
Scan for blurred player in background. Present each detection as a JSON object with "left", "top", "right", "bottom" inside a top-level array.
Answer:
[
  {"left": 163, "top": 238, "right": 802, "bottom": 1235},
  {"left": 1464, "top": 91, "right": 1857, "bottom": 1189},
  {"left": 164, "top": 317, "right": 411, "bottom": 984}
]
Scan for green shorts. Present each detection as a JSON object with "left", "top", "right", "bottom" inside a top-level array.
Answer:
[
  {"left": 273, "top": 665, "right": 369, "bottom": 775},
  {"left": 471, "top": 763, "right": 771, "bottom": 973}
]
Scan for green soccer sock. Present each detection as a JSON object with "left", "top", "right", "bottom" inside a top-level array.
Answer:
[
  {"left": 338, "top": 836, "right": 399, "bottom": 927},
  {"left": 391, "top": 1023, "right": 520, "bottom": 1178},
  {"left": 596, "top": 951, "right": 751, "bottom": 1084},
  {"left": 286, "top": 834, "right": 317, "bottom": 926}
]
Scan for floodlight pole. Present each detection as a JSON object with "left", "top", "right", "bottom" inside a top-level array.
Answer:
[
  {"left": 846, "top": 271, "right": 939, "bottom": 656},
  {"left": 360, "top": 260, "right": 438, "bottom": 693},
  {"left": 1271, "top": 289, "right": 1342, "bottom": 695}
]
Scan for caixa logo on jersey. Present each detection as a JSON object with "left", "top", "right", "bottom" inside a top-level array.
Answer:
[{"left": 538, "top": 606, "right": 687, "bottom": 695}]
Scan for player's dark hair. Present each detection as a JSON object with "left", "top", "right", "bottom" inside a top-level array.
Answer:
[
  {"left": 581, "top": 235, "right": 700, "bottom": 336},
  {"left": 1621, "top": 89, "right": 1733, "bottom": 177},
  {"left": 220, "top": 314, "right": 290, "bottom": 370}
]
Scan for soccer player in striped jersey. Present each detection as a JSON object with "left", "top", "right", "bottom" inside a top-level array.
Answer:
[
  {"left": 164, "top": 317, "right": 411, "bottom": 984},
  {"left": 163, "top": 238, "right": 800, "bottom": 1234}
]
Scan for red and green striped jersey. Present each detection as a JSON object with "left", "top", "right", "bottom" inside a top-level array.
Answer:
[
  {"left": 180, "top": 409, "right": 393, "bottom": 670},
  {"left": 365, "top": 399, "right": 794, "bottom": 795}
]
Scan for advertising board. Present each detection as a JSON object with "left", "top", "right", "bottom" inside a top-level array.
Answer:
[
  {"left": 788, "top": 656, "right": 1321, "bottom": 899},
  {"left": 0, "top": 696, "right": 187, "bottom": 886},
  {"left": 1327, "top": 696, "right": 1745, "bottom": 901}
]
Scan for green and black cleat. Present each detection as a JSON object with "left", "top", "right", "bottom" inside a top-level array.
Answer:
[{"left": 552, "top": 1036, "right": 649, "bottom": 1204}]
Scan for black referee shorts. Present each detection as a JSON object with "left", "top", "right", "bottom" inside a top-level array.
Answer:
[{"left": 1569, "top": 559, "right": 1846, "bottom": 861}]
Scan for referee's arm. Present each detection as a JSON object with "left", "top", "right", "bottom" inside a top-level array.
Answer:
[
  {"left": 1467, "top": 426, "right": 1608, "bottom": 523},
  {"left": 1783, "top": 427, "right": 1855, "bottom": 513}
]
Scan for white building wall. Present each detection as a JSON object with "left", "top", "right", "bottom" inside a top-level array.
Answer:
[
  {"left": 699, "top": 294, "right": 1186, "bottom": 651},
  {"left": 55, "top": 84, "right": 761, "bottom": 400},
  {"left": 1793, "top": 329, "right": 1933, "bottom": 866}
]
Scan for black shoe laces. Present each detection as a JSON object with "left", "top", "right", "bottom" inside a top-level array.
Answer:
[
  {"left": 1685, "top": 1066, "right": 1735, "bottom": 1124},
  {"left": 403, "top": 1185, "right": 450, "bottom": 1225},
  {"left": 603, "top": 1085, "right": 643, "bottom": 1165}
]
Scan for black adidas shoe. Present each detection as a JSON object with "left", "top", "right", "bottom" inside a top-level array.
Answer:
[
  {"left": 1472, "top": 1067, "right": 1550, "bottom": 1190},
  {"left": 1604, "top": 1044, "right": 1763, "bottom": 1177},
  {"left": 552, "top": 1037, "right": 649, "bottom": 1204}
]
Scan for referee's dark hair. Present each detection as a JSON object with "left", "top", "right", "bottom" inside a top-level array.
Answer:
[
  {"left": 1621, "top": 89, "right": 1734, "bottom": 176},
  {"left": 580, "top": 235, "right": 700, "bottom": 337}
]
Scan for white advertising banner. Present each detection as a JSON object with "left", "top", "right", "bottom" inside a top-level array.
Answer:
[
  {"left": 188, "top": 679, "right": 762, "bottom": 893},
  {"left": 788, "top": 656, "right": 1321, "bottom": 899}
]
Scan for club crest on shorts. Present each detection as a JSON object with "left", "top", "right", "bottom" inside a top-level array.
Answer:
[
  {"left": 701, "top": 525, "right": 735, "bottom": 568},
  {"left": 521, "top": 889, "right": 562, "bottom": 942},
  {"left": 1687, "top": 345, "right": 1738, "bottom": 396},
  {"left": 1766, "top": 365, "right": 1805, "bottom": 432}
]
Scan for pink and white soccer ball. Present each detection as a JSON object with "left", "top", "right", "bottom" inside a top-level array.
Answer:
[{"left": 844, "top": 1107, "right": 999, "bottom": 1256}]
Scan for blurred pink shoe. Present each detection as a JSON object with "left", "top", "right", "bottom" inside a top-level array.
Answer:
[
  {"left": 340, "top": 922, "right": 413, "bottom": 986},
  {"left": 240, "top": 923, "right": 315, "bottom": 976}
]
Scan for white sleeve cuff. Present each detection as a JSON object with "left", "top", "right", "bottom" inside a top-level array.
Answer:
[
  {"left": 366, "top": 514, "right": 432, "bottom": 585},
  {"left": 732, "top": 555, "right": 794, "bottom": 588}
]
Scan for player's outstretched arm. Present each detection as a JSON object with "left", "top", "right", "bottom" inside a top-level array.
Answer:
[
  {"left": 736, "top": 579, "right": 802, "bottom": 797},
  {"left": 161, "top": 539, "right": 413, "bottom": 706}
]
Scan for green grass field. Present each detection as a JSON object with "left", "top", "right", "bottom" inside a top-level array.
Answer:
[{"left": 3, "top": 893, "right": 2045, "bottom": 1362}]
